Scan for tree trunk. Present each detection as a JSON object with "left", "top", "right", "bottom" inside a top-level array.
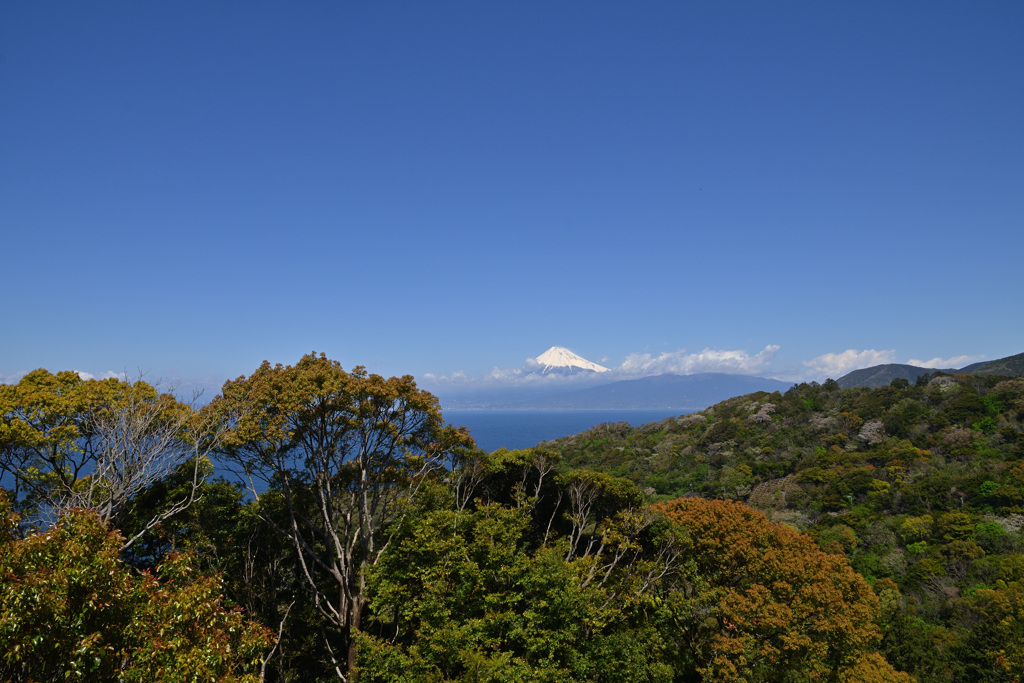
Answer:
[{"left": 347, "top": 598, "right": 363, "bottom": 683}]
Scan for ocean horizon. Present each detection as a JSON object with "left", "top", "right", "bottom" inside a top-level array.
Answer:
[{"left": 444, "top": 409, "right": 686, "bottom": 453}]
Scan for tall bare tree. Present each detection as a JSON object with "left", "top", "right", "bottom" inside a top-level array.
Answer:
[
  {"left": 0, "top": 369, "right": 216, "bottom": 547},
  {"left": 205, "top": 353, "right": 472, "bottom": 682}
]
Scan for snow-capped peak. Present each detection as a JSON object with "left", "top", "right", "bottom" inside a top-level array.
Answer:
[{"left": 533, "top": 346, "right": 609, "bottom": 373}]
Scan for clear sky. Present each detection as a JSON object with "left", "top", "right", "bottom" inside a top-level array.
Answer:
[{"left": 2, "top": 2, "right": 1022, "bottom": 393}]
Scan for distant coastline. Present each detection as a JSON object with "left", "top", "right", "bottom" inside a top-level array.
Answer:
[{"left": 445, "top": 409, "right": 685, "bottom": 452}]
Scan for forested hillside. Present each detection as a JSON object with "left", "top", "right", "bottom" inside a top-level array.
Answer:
[
  {"left": 0, "top": 355, "right": 923, "bottom": 682},
  {"left": 836, "top": 351, "right": 1024, "bottom": 388},
  {"left": 548, "top": 372, "right": 1024, "bottom": 681}
]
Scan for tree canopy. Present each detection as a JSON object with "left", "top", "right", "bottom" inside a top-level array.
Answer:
[
  {"left": 655, "top": 497, "right": 911, "bottom": 682},
  {"left": 0, "top": 369, "right": 211, "bottom": 544},
  {"left": 0, "top": 492, "right": 272, "bottom": 682},
  {"left": 204, "top": 353, "right": 474, "bottom": 679},
  {"left": 548, "top": 373, "right": 1024, "bottom": 680},
  {"left": 0, "top": 357, "right": 953, "bottom": 681}
]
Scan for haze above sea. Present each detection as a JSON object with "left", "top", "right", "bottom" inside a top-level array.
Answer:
[{"left": 445, "top": 410, "right": 686, "bottom": 453}]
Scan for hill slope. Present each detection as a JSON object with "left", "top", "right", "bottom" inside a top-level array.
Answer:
[
  {"left": 837, "top": 350, "right": 1024, "bottom": 388},
  {"left": 544, "top": 373, "right": 1024, "bottom": 681},
  {"left": 960, "top": 351, "right": 1024, "bottom": 376},
  {"left": 836, "top": 363, "right": 933, "bottom": 389}
]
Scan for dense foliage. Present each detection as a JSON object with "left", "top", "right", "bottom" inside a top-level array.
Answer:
[
  {"left": 549, "top": 373, "right": 1024, "bottom": 681},
  {"left": 357, "top": 449, "right": 903, "bottom": 682},
  {"left": 18, "top": 356, "right": 1022, "bottom": 679},
  {"left": 0, "top": 369, "right": 212, "bottom": 544},
  {"left": 0, "top": 492, "right": 272, "bottom": 682},
  {"left": 653, "top": 497, "right": 900, "bottom": 681},
  {"left": 203, "top": 353, "right": 475, "bottom": 675}
]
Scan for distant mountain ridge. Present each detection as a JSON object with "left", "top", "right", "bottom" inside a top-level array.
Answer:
[
  {"left": 837, "top": 351, "right": 1024, "bottom": 388},
  {"left": 433, "top": 349, "right": 1024, "bottom": 410},
  {"left": 545, "top": 373, "right": 793, "bottom": 410},
  {"left": 437, "top": 372, "right": 792, "bottom": 410},
  {"left": 962, "top": 353, "right": 1024, "bottom": 376}
]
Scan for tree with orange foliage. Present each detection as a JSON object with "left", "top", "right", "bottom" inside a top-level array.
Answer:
[
  {"left": 0, "top": 492, "right": 272, "bottom": 682},
  {"left": 654, "top": 497, "right": 914, "bottom": 682}
]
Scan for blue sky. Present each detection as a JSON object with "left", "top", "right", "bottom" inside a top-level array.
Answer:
[{"left": 2, "top": 2, "right": 1022, "bottom": 394}]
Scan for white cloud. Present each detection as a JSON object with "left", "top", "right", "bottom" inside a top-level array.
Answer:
[
  {"left": 616, "top": 345, "right": 781, "bottom": 377},
  {"left": 0, "top": 371, "right": 28, "bottom": 385},
  {"left": 802, "top": 349, "right": 896, "bottom": 379},
  {"left": 488, "top": 366, "right": 524, "bottom": 382},
  {"left": 423, "top": 370, "right": 472, "bottom": 384},
  {"left": 423, "top": 367, "right": 561, "bottom": 387},
  {"left": 74, "top": 370, "right": 127, "bottom": 381},
  {"left": 907, "top": 354, "right": 985, "bottom": 369},
  {"left": 486, "top": 365, "right": 577, "bottom": 385}
]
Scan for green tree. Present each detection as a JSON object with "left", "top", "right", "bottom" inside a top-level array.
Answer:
[
  {"left": 0, "top": 492, "right": 272, "bottom": 682},
  {"left": 0, "top": 370, "right": 214, "bottom": 547},
  {"left": 963, "top": 581, "right": 1024, "bottom": 680},
  {"left": 205, "top": 353, "right": 473, "bottom": 681},
  {"left": 359, "top": 503, "right": 675, "bottom": 682}
]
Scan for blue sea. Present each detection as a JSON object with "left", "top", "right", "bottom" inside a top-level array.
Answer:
[
  {"left": 0, "top": 410, "right": 688, "bottom": 495},
  {"left": 444, "top": 409, "right": 685, "bottom": 452}
]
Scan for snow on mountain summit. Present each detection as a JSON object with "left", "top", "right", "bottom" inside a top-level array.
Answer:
[{"left": 532, "top": 346, "right": 609, "bottom": 374}]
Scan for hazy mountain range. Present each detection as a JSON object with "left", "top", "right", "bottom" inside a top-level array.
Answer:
[
  {"left": 437, "top": 372, "right": 794, "bottom": 410},
  {"left": 435, "top": 346, "right": 792, "bottom": 410},
  {"left": 432, "top": 347, "right": 1024, "bottom": 411}
]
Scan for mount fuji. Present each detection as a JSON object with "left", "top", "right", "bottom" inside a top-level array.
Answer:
[
  {"left": 428, "top": 346, "right": 793, "bottom": 410},
  {"left": 527, "top": 346, "right": 609, "bottom": 375}
]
